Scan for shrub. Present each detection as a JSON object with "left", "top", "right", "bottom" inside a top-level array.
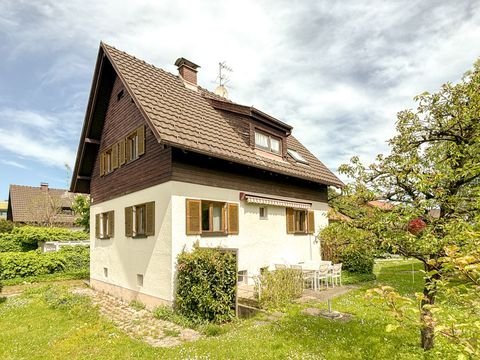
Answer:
[
  {"left": 175, "top": 247, "right": 237, "bottom": 324},
  {"left": 320, "top": 222, "right": 375, "bottom": 274},
  {"left": 0, "top": 233, "right": 36, "bottom": 252},
  {"left": 257, "top": 268, "right": 303, "bottom": 310},
  {"left": 0, "top": 251, "right": 65, "bottom": 279},
  {"left": 57, "top": 246, "right": 90, "bottom": 272},
  {"left": 10, "top": 226, "right": 89, "bottom": 245},
  {"left": 0, "top": 219, "right": 14, "bottom": 234},
  {"left": 0, "top": 246, "right": 89, "bottom": 280}
]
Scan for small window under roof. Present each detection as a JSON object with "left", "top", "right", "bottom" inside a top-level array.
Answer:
[{"left": 287, "top": 149, "right": 308, "bottom": 164}]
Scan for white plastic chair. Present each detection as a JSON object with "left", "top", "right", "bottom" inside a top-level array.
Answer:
[
  {"left": 274, "top": 264, "right": 287, "bottom": 270},
  {"left": 315, "top": 264, "right": 330, "bottom": 290},
  {"left": 330, "top": 263, "right": 343, "bottom": 287}
]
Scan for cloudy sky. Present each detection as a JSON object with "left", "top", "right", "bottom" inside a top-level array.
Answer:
[{"left": 0, "top": 0, "right": 479, "bottom": 200}]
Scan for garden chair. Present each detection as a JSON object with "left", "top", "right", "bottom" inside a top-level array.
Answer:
[
  {"left": 330, "top": 263, "right": 343, "bottom": 287},
  {"left": 315, "top": 264, "right": 330, "bottom": 289},
  {"left": 274, "top": 264, "right": 287, "bottom": 270}
]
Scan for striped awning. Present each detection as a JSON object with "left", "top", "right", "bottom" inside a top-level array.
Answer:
[{"left": 240, "top": 193, "right": 312, "bottom": 209}]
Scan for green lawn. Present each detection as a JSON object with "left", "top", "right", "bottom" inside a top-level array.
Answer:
[{"left": 0, "top": 260, "right": 463, "bottom": 359}]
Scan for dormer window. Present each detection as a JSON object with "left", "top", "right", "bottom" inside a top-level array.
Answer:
[{"left": 255, "top": 130, "right": 281, "bottom": 155}]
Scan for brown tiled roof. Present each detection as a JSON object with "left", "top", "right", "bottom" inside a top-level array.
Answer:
[
  {"left": 8, "top": 185, "right": 78, "bottom": 225},
  {"left": 367, "top": 200, "right": 395, "bottom": 211},
  {"left": 102, "top": 43, "right": 343, "bottom": 187}
]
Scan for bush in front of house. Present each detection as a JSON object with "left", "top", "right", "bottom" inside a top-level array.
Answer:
[
  {"left": 0, "top": 233, "right": 37, "bottom": 253},
  {"left": 0, "top": 246, "right": 90, "bottom": 280},
  {"left": 257, "top": 268, "right": 304, "bottom": 310},
  {"left": 175, "top": 246, "right": 237, "bottom": 324},
  {"left": 320, "top": 222, "right": 375, "bottom": 274}
]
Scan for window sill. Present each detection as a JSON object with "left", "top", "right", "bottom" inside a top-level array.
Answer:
[
  {"left": 132, "top": 234, "right": 148, "bottom": 239},
  {"left": 200, "top": 231, "right": 228, "bottom": 237},
  {"left": 98, "top": 236, "right": 111, "bottom": 240}
]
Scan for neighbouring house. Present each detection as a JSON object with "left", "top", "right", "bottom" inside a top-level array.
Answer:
[
  {"left": 0, "top": 200, "right": 7, "bottom": 219},
  {"left": 7, "top": 183, "right": 79, "bottom": 228},
  {"left": 70, "top": 42, "right": 343, "bottom": 308}
]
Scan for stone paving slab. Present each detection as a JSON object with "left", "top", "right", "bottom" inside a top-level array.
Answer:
[{"left": 72, "top": 287, "right": 202, "bottom": 347}]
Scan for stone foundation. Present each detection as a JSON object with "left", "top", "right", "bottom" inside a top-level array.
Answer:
[{"left": 90, "top": 278, "right": 172, "bottom": 310}]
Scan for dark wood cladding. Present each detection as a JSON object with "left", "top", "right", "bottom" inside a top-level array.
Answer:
[
  {"left": 171, "top": 149, "right": 327, "bottom": 203},
  {"left": 90, "top": 76, "right": 172, "bottom": 204}
]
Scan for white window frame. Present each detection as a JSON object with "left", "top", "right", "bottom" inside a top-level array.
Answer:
[{"left": 254, "top": 130, "right": 282, "bottom": 155}]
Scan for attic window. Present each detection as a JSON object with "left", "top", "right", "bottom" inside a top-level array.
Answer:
[
  {"left": 117, "top": 89, "right": 124, "bottom": 101},
  {"left": 255, "top": 131, "right": 281, "bottom": 155},
  {"left": 287, "top": 149, "right": 308, "bottom": 164}
]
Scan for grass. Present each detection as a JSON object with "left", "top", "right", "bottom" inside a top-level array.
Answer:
[
  {"left": 0, "top": 260, "right": 464, "bottom": 359},
  {"left": 1, "top": 270, "right": 89, "bottom": 286}
]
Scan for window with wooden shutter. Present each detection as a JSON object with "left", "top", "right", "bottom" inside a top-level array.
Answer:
[
  {"left": 286, "top": 208, "right": 295, "bottom": 234},
  {"left": 145, "top": 201, "right": 155, "bottom": 236},
  {"left": 99, "top": 152, "right": 104, "bottom": 176},
  {"left": 186, "top": 199, "right": 202, "bottom": 235},
  {"left": 95, "top": 214, "right": 100, "bottom": 238},
  {"left": 307, "top": 210, "right": 315, "bottom": 234},
  {"left": 137, "top": 125, "right": 145, "bottom": 156},
  {"left": 119, "top": 139, "right": 126, "bottom": 166},
  {"left": 227, "top": 203, "right": 239, "bottom": 234},
  {"left": 108, "top": 211, "right": 115, "bottom": 237},
  {"left": 112, "top": 143, "right": 119, "bottom": 170},
  {"left": 125, "top": 137, "right": 132, "bottom": 163},
  {"left": 125, "top": 206, "right": 133, "bottom": 237}
]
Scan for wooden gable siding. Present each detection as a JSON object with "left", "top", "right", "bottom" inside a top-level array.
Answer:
[
  {"left": 90, "top": 76, "right": 172, "bottom": 204},
  {"left": 171, "top": 149, "right": 327, "bottom": 203}
]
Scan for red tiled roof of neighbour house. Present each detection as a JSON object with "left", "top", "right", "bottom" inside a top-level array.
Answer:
[
  {"left": 101, "top": 43, "right": 343, "bottom": 187},
  {"left": 8, "top": 184, "right": 79, "bottom": 226}
]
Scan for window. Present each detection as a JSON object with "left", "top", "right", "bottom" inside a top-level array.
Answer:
[
  {"left": 186, "top": 199, "right": 239, "bottom": 235},
  {"left": 125, "top": 201, "right": 155, "bottom": 237},
  {"left": 137, "top": 274, "right": 144, "bottom": 286},
  {"left": 99, "top": 125, "right": 145, "bottom": 176},
  {"left": 126, "top": 126, "right": 145, "bottom": 163},
  {"left": 61, "top": 206, "right": 73, "bottom": 215},
  {"left": 287, "top": 149, "right": 308, "bottom": 164},
  {"left": 259, "top": 206, "right": 268, "bottom": 220},
  {"left": 238, "top": 270, "right": 248, "bottom": 284},
  {"left": 286, "top": 208, "right": 315, "bottom": 234},
  {"left": 95, "top": 211, "right": 114, "bottom": 239},
  {"left": 126, "top": 132, "right": 138, "bottom": 162},
  {"left": 117, "top": 89, "right": 124, "bottom": 101},
  {"left": 104, "top": 267, "right": 108, "bottom": 278},
  {"left": 254, "top": 130, "right": 282, "bottom": 154}
]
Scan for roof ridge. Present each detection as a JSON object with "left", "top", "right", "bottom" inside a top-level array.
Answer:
[{"left": 9, "top": 184, "right": 73, "bottom": 192}]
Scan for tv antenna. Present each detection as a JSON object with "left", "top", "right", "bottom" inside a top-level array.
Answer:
[{"left": 215, "top": 61, "right": 233, "bottom": 98}]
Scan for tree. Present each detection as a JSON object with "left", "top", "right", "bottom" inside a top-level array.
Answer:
[
  {"left": 333, "top": 60, "right": 480, "bottom": 350},
  {"left": 72, "top": 195, "right": 90, "bottom": 232}
]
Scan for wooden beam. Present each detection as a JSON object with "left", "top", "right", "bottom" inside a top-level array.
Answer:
[
  {"left": 77, "top": 175, "right": 91, "bottom": 180},
  {"left": 85, "top": 138, "right": 100, "bottom": 145}
]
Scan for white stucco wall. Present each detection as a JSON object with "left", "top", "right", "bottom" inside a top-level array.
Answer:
[{"left": 90, "top": 180, "right": 329, "bottom": 303}]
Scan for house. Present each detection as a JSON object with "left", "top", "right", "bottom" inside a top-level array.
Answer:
[
  {"left": 7, "top": 183, "right": 79, "bottom": 227},
  {"left": 71, "top": 42, "right": 343, "bottom": 308},
  {"left": 0, "top": 200, "right": 7, "bottom": 220}
]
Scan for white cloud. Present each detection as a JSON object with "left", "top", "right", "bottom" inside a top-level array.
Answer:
[{"left": 0, "top": 159, "right": 27, "bottom": 169}]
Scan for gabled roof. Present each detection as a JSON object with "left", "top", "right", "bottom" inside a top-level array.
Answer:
[
  {"left": 71, "top": 43, "right": 343, "bottom": 192},
  {"left": 8, "top": 184, "right": 78, "bottom": 225}
]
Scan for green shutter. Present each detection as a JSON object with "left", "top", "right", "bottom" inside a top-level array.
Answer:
[
  {"left": 145, "top": 202, "right": 155, "bottom": 236},
  {"left": 125, "top": 206, "right": 133, "bottom": 237}
]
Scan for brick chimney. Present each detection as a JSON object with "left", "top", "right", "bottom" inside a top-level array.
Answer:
[
  {"left": 40, "top": 182, "right": 49, "bottom": 191},
  {"left": 174, "top": 57, "right": 200, "bottom": 87}
]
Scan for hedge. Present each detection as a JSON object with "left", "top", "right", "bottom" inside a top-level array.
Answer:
[
  {"left": 175, "top": 246, "right": 237, "bottom": 323},
  {"left": 0, "top": 246, "right": 89, "bottom": 280},
  {"left": 257, "top": 268, "right": 304, "bottom": 310},
  {"left": 0, "top": 226, "right": 89, "bottom": 253}
]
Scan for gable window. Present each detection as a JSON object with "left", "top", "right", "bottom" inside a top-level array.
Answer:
[
  {"left": 255, "top": 130, "right": 281, "bottom": 155},
  {"left": 126, "top": 126, "right": 145, "bottom": 163},
  {"left": 125, "top": 201, "right": 155, "bottom": 237},
  {"left": 95, "top": 211, "right": 114, "bottom": 239},
  {"left": 286, "top": 208, "right": 315, "bottom": 234},
  {"left": 186, "top": 199, "right": 239, "bottom": 235}
]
